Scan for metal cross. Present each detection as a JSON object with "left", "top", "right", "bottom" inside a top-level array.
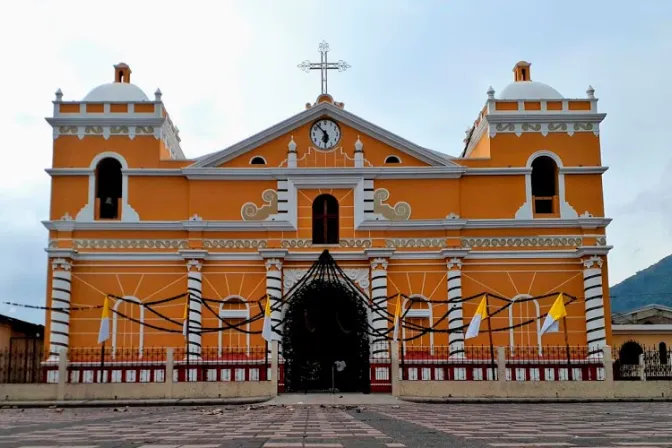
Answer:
[{"left": 298, "top": 41, "right": 350, "bottom": 95}]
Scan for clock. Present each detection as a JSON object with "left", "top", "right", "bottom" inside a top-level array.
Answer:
[{"left": 310, "top": 119, "right": 341, "bottom": 150}]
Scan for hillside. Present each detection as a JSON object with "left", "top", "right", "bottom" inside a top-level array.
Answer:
[{"left": 610, "top": 254, "right": 672, "bottom": 313}]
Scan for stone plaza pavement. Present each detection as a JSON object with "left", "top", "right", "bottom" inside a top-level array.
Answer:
[{"left": 1, "top": 400, "right": 672, "bottom": 447}]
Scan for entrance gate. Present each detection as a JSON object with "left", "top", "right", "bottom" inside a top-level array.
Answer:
[{"left": 280, "top": 251, "right": 372, "bottom": 393}]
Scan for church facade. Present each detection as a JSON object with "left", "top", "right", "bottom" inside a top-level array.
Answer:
[{"left": 43, "top": 59, "right": 611, "bottom": 369}]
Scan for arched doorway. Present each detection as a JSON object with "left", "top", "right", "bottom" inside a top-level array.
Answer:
[{"left": 282, "top": 253, "right": 370, "bottom": 393}]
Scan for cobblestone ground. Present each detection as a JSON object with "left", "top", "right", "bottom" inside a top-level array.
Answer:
[{"left": 1, "top": 402, "right": 672, "bottom": 447}]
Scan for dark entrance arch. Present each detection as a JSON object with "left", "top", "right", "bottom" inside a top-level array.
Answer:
[{"left": 282, "top": 252, "right": 371, "bottom": 393}]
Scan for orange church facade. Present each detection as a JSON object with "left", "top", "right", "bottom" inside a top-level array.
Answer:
[{"left": 43, "top": 61, "right": 611, "bottom": 365}]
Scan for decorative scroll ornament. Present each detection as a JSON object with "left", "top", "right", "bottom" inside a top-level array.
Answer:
[
  {"left": 241, "top": 189, "right": 278, "bottom": 221},
  {"left": 73, "top": 239, "right": 189, "bottom": 249},
  {"left": 386, "top": 238, "right": 446, "bottom": 248},
  {"left": 461, "top": 236, "right": 583, "bottom": 248},
  {"left": 583, "top": 256, "right": 603, "bottom": 269},
  {"left": 447, "top": 257, "right": 463, "bottom": 270},
  {"left": 186, "top": 259, "right": 203, "bottom": 272},
  {"left": 202, "top": 239, "right": 267, "bottom": 249},
  {"left": 373, "top": 188, "right": 411, "bottom": 221},
  {"left": 370, "top": 257, "right": 388, "bottom": 271},
  {"left": 51, "top": 258, "right": 72, "bottom": 271}
]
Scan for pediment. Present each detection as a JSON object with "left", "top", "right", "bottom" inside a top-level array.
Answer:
[{"left": 191, "top": 102, "right": 458, "bottom": 168}]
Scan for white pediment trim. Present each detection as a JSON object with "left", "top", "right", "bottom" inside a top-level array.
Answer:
[{"left": 190, "top": 102, "right": 459, "bottom": 168}]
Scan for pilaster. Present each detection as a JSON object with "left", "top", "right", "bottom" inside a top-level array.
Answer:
[
  {"left": 48, "top": 257, "right": 73, "bottom": 360},
  {"left": 369, "top": 255, "right": 390, "bottom": 357},
  {"left": 183, "top": 255, "right": 205, "bottom": 360},
  {"left": 446, "top": 256, "right": 465, "bottom": 358},
  {"left": 264, "top": 257, "right": 284, "bottom": 341},
  {"left": 582, "top": 255, "right": 607, "bottom": 355}
]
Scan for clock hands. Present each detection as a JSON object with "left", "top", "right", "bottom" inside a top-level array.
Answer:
[{"left": 316, "top": 124, "right": 330, "bottom": 147}]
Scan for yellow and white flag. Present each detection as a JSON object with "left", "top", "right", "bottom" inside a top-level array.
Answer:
[
  {"left": 540, "top": 293, "right": 568, "bottom": 336},
  {"left": 392, "top": 294, "right": 402, "bottom": 341},
  {"left": 97, "top": 296, "right": 111, "bottom": 344},
  {"left": 465, "top": 295, "right": 488, "bottom": 340},
  {"left": 262, "top": 295, "right": 281, "bottom": 342},
  {"left": 182, "top": 297, "right": 189, "bottom": 337}
]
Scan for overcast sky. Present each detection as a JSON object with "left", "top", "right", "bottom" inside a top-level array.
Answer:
[{"left": 1, "top": 0, "right": 671, "bottom": 324}]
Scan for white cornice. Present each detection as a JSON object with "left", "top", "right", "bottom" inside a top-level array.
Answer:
[
  {"left": 485, "top": 113, "right": 606, "bottom": 124},
  {"left": 464, "top": 167, "right": 531, "bottom": 176},
  {"left": 576, "top": 245, "right": 613, "bottom": 257},
  {"left": 42, "top": 220, "right": 295, "bottom": 232},
  {"left": 465, "top": 250, "right": 580, "bottom": 260},
  {"left": 42, "top": 216, "right": 612, "bottom": 232},
  {"left": 123, "top": 168, "right": 184, "bottom": 176},
  {"left": 559, "top": 166, "right": 608, "bottom": 175},
  {"left": 611, "top": 324, "right": 672, "bottom": 334},
  {"left": 191, "top": 102, "right": 457, "bottom": 168},
  {"left": 46, "top": 116, "right": 166, "bottom": 127},
  {"left": 182, "top": 166, "right": 465, "bottom": 180},
  {"left": 45, "top": 168, "right": 93, "bottom": 176}
]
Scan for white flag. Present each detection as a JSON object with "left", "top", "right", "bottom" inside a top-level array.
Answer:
[
  {"left": 97, "top": 296, "right": 110, "bottom": 344},
  {"left": 465, "top": 296, "right": 488, "bottom": 340},
  {"left": 262, "top": 295, "right": 281, "bottom": 342}
]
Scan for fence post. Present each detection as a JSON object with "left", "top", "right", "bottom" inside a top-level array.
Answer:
[
  {"left": 57, "top": 348, "right": 67, "bottom": 401},
  {"left": 496, "top": 347, "right": 506, "bottom": 383},
  {"left": 602, "top": 346, "right": 613, "bottom": 383},
  {"left": 270, "top": 341, "right": 279, "bottom": 397},
  {"left": 638, "top": 352, "right": 646, "bottom": 381},
  {"left": 390, "top": 340, "right": 400, "bottom": 396},
  {"left": 165, "top": 347, "right": 174, "bottom": 399}
]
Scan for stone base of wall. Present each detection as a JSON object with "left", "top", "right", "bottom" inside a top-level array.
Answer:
[
  {"left": 398, "top": 380, "right": 672, "bottom": 400},
  {"left": 0, "top": 381, "right": 275, "bottom": 402}
]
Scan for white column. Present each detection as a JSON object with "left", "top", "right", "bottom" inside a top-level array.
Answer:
[
  {"left": 369, "top": 257, "right": 389, "bottom": 357},
  {"left": 265, "top": 258, "right": 284, "bottom": 340},
  {"left": 583, "top": 255, "right": 607, "bottom": 355},
  {"left": 446, "top": 257, "right": 465, "bottom": 358},
  {"left": 49, "top": 258, "right": 72, "bottom": 360},
  {"left": 186, "top": 259, "right": 203, "bottom": 360}
]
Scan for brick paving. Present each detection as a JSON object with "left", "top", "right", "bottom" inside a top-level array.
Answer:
[{"left": 1, "top": 401, "right": 672, "bottom": 447}]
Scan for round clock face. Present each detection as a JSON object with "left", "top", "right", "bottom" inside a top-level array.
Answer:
[{"left": 310, "top": 119, "right": 341, "bottom": 150}]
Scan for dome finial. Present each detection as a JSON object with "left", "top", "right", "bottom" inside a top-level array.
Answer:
[
  {"left": 586, "top": 85, "right": 595, "bottom": 99},
  {"left": 154, "top": 88, "right": 162, "bottom": 101},
  {"left": 114, "top": 62, "right": 132, "bottom": 83},
  {"left": 487, "top": 86, "right": 495, "bottom": 100},
  {"left": 54, "top": 88, "right": 63, "bottom": 102},
  {"left": 513, "top": 61, "right": 531, "bottom": 82}
]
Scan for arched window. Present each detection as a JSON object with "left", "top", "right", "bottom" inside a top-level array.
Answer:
[
  {"left": 112, "top": 296, "right": 144, "bottom": 360},
  {"left": 312, "top": 194, "right": 339, "bottom": 244},
  {"left": 531, "top": 156, "right": 558, "bottom": 214},
  {"left": 508, "top": 295, "right": 541, "bottom": 355},
  {"left": 401, "top": 296, "right": 434, "bottom": 355},
  {"left": 218, "top": 297, "right": 250, "bottom": 355},
  {"left": 660, "top": 342, "right": 668, "bottom": 365},
  {"left": 96, "top": 158, "right": 122, "bottom": 219},
  {"left": 250, "top": 156, "right": 266, "bottom": 165},
  {"left": 384, "top": 155, "right": 401, "bottom": 164}
]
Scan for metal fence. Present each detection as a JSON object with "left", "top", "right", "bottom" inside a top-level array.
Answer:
[
  {"left": 613, "top": 344, "right": 672, "bottom": 381},
  {"left": 399, "top": 345, "right": 605, "bottom": 381},
  {"left": 0, "top": 346, "right": 270, "bottom": 384}
]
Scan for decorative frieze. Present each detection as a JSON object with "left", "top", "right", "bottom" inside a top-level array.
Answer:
[
  {"left": 385, "top": 238, "right": 447, "bottom": 248},
  {"left": 339, "top": 239, "right": 372, "bottom": 248},
  {"left": 461, "top": 236, "right": 583, "bottom": 249},
  {"left": 488, "top": 121, "right": 600, "bottom": 138},
  {"left": 284, "top": 268, "right": 370, "bottom": 294},
  {"left": 203, "top": 239, "right": 268, "bottom": 249},
  {"left": 73, "top": 239, "right": 189, "bottom": 249},
  {"left": 280, "top": 239, "right": 372, "bottom": 249}
]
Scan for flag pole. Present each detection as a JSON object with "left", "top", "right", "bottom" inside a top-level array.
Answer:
[
  {"left": 563, "top": 315, "right": 572, "bottom": 381},
  {"left": 485, "top": 294, "right": 496, "bottom": 380},
  {"left": 99, "top": 341, "right": 105, "bottom": 383}
]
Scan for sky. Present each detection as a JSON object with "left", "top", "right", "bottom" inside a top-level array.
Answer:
[{"left": 1, "top": 0, "right": 671, "bottom": 325}]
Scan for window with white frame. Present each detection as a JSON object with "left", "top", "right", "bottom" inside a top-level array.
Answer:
[{"left": 218, "top": 296, "right": 250, "bottom": 354}]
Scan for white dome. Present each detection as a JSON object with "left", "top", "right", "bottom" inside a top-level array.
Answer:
[
  {"left": 83, "top": 82, "right": 149, "bottom": 102},
  {"left": 499, "top": 81, "right": 563, "bottom": 100}
]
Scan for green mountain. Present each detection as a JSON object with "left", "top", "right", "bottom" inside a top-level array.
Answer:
[{"left": 610, "top": 254, "right": 672, "bottom": 313}]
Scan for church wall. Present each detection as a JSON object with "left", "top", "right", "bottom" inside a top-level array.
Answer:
[
  {"left": 468, "top": 134, "right": 491, "bottom": 159},
  {"left": 52, "top": 136, "right": 163, "bottom": 169},
  {"left": 459, "top": 175, "right": 526, "bottom": 219},
  {"left": 188, "top": 180, "right": 277, "bottom": 220},
  {"left": 374, "top": 179, "right": 459, "bottom": 219},
  {"left": 564, "top": 174, "right": 606, "bottom": 217},
  {"left": 128, "top": 176, "right": 190, "bottom": 221},
  {"left": 50, "top": 176, "right": 89, "bottom": 221},
  {"left": 487, "top": 133, "right": 602, "bottom": 167},
  {"left": 460, "top": 262, "right": 590, "bottom": 347}
]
